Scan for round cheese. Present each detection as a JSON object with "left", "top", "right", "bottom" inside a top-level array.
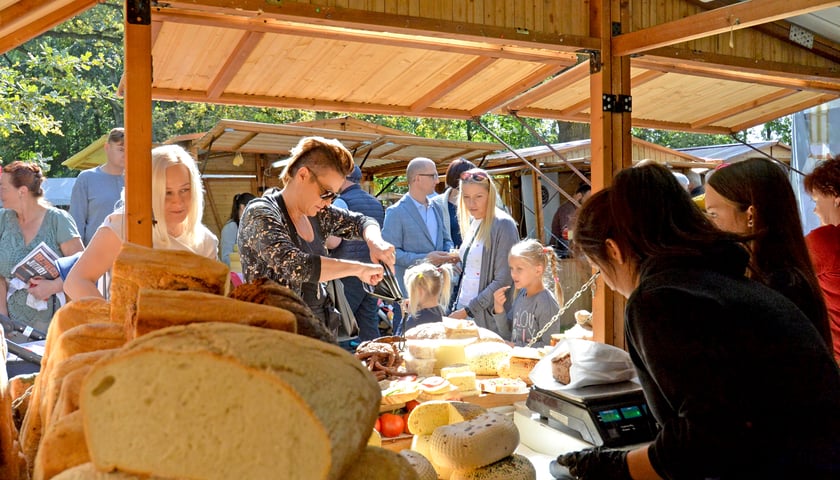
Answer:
[
  {"left": 450, "top": 454, "right": 536, "bottom": 480},
  {"left": 429, "top": 412, "right": 519, "bottom": 470},
  {"left": 342, "top": 446, "right": 420, "bottom": 480},
  {"left": 407, "top": 400, "right": 486, "bottom": 435},
  {"left": 399, "top": 450, "right": 437, "bottom": 480}
]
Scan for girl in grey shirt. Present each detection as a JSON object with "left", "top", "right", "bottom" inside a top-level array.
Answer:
[{"left": 493, "top": 239, "right": 569, "bottom": 346}]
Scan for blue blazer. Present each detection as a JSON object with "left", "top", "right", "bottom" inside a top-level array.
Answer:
[{"left": 382, "top": 194, "right": 453, "bottom": 292}]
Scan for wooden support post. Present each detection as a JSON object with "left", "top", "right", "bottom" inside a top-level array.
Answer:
[
  {"left": 124, "top": 0, "right": 153, "bottom": 246},
  {"left": 589, "top": 0, "right": 632, "bottom": 349},
  {"left": 531, "top": 172, "right": 544, "bottom": 243}
]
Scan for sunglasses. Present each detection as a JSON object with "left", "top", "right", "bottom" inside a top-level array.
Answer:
[
  {"left": 310, "top": 171, "right": 339, "bottom": 201},
  {"left": 460, "top": 171, "right": 489, "bottom": 182}
]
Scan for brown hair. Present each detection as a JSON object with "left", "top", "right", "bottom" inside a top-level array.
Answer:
[
  {"left": 509, "top": 239, "right": 564, "bottom": 305},
  {"left": 445, "top": 158, "right": 476, "bottom": 190},
  {"left": 280, "top": 136, "right": 354, "bottom": 183},
  {"left": 2, "top": 161, "right": 45, "bottom": 198},
  {"left": 804, "top": 154, "right": 840, "bottom": 197},
  {"left": 107, "top": 127, "right": 125, "bottom": 144}
]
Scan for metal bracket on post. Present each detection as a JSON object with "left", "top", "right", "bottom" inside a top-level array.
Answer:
[
  {"left": 602, "top": 94, "right": 632, "bottom": 113},
  {"left": 127, "top": 0, "right": 151, "bottom": 26},
  {"left": 588, "top": 50, "right": 602, "bottom": 74}
]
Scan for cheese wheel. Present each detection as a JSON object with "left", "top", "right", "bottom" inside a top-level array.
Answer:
[
  {"left": 407, "top": 401, "right": 486, "bottom": 435},
  {"left": 464, "top": 343, "right": 511, "bottom": 375},
  {"left": 411, "top": 435, "right": 453, "bottom": 480},
  {"left": 430, "top": 412, "right": 519, "bottom": 470},
  {"left": 341, "top": 446, "right": 420, "bottom": 480},
  {"left": 399, "top": 450, "right": 437, "bottom": 480},
  {"left": 450, "top": 454, "right": 536, "bottom": 480}
]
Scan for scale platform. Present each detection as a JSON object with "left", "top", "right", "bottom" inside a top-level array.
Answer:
[{"left": 526, "top": 381, "right": 658, "bottom": 448}]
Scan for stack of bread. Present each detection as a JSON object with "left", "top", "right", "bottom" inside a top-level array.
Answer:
[
  {"left": 0, "top": 243, "right": 432, "bottom": 480},
  {"left": 405, "top": 400, "right": 535, "bottom": 480}
]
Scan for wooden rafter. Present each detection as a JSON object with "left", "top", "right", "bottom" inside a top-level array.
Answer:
[
  {"left": 410, "top": 57, "right": 497, "bottom": 112},
  {"left": 162, "top": 0, "right": 600, "bottom": 54},
  {"left": 730, "top": 93, "right": 839, "bottom": 131},
  {"left": 468, "top": 63, "right": 570, "bottom": 116},
  {"left": 0, "top": 0, "right": 97, "bottom": 53},
  {"left": 690, "top": 89, "right": 800, "bottom": 128},
  {"left": 613, "top": 0, "right": 840, "bottom": 56},
  {"left": 503, "top": 61, "right": 591, "bottom": 112},
  {"left": 207, "top": 31, "right": 264, "bottom": 99}
]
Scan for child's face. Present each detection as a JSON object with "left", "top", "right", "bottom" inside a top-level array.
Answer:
[{"left": 509, "top": 256, "right": 543, "bottom": 290}]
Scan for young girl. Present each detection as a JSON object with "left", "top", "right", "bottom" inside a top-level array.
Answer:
[
  {"left": 493, "top": 239, "right": 566, "bottom": 347},
  {"left": 403, "top": 262, "right": 452, "bottom": 331}
]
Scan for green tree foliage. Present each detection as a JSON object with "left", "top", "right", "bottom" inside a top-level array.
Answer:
[{"left": 630, "top": 128, "right": 735, "bottom": 149}]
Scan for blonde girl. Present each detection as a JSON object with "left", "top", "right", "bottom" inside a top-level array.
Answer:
[
  {"left": 493, "top": 239, "right": 567, "bottom": 347},
  {"left": 404, "top": 262, "right": 452, "bottom": 330}
]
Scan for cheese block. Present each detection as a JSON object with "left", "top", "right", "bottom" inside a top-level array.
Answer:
[
  {"left": 444, "top": 371, "right": 477, "bottom": 393},
  {"left": 109, "top": 243, "right": 229, "bottom": 329},
  {"left": 441, "top": 318, "right": 479, "bottom": 339},
  {"left": 399, "top": 450, "right": 438, "bottom": 480},
  {"left": 450, "top": 454, "right": 536, "bottom": 480},
  {"left": 411, "top": 435, "right": 453, "bottom": 480},
  {"left": 434, "top": 341, "right": 470, "bottom": 371},
  {"left": 430, "top": 411, "right": 519, "bottom": 470},
  {"left": 80, "top": 323, "right": 380, "bottom": 480},
  {"left": 32, "top": 410, "right": 88, "bottom": 480},
  {"left": 134, "top": 289, "right": 297, "bottom": 339},
  {"left": 51, "top": 463, "right": 166, "bottom": 480},
  {"left": 341, "top": 446, "right": 419, "bottom": 480},
  {"left": 439, "top": 364, "right": 471, "bottom": 377},
  {"left": 464, "top": 343, "right": 512, "bottom": 375},
  {"left": 407, "top": 401, "right": 486, "bottom": 435}
]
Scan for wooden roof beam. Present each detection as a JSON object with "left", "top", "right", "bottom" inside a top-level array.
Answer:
[
  {"left": 229, "top": 132, "right": 258, "bottom": 152},
  {"left": 0, "top": 0, "right": 98, "bottom": 53},
  {"left": 634, "top": 52, "right": 840, "bottom": 95},
  {"left": 503, "top": 61, "right": 591, "bottom": 112},
  {"left": 690, "top": 89, "right": 800, "bottom": 128},
  {"left": 469, "top": 63, "right": 570, "bottom": 116},
  {"left": 410, "top": 57, "right": 497, "bottom": 112},
  {"left": 729, "top": 93, "right": 840, "bottom": 132},
  {"left": 682, "top": 0, "right": 840, "bottom": 65},
  {"left": 613, "top": 0, "right": 840, "bottom": 56},
  {"left": 153, "top": 5, "right": 584, "bottom": 64},
  {"left": 207, "top": 31, "right": 264, "bottom": 100}
]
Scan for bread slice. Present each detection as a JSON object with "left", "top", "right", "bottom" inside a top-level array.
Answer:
[
  {"left": 80, "top": 322, "right": 381, "bottom": 480},
  {"left": 109, "top": 243, "right": 229, "bottom": 330},
  {"left": 341, "top": 446, "right": 420, "bottom": 480},
  {"left": 32, "top": 410, "right": 89, "bottom": 480},
  {"left": 42, "top": 350, "right": 116, "bottom": 434},
  {"left": 51, "top": 463, "right": 165, "bottom": 480},
  {"left": 134, "top": 289, "right": 296, "bottom": 339}
]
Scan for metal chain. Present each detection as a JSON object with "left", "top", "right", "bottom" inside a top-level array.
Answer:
[{"left": 525, "top": 270, "right": 600, "bottom": 348}]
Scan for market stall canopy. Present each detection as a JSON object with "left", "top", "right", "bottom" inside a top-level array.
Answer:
[
  {"left": 3, "top": 2, "right": 840, "bottom": 135},
  {"left": 62, "top": 133, "right": 107, "bottom": 171},
  {"left": 483, "top": 137, "right": 717, "bottom": 176},
  {"left": 677, "top": 141, "right": 791, "bottom": 164},
  {"left": 193, "top": 117, "right": 503, "bottom": 177}
]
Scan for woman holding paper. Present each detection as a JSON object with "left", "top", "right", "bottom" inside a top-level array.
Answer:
[{"left": 0, "top": 161, "right": 83, "bottom": 337}]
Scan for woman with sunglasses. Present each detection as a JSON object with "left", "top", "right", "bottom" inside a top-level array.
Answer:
[
  {"left": 449, "top": 168, "right": 519, "bottom": 338},
  {"left": 238, "top": 136, "right": 395, "bottom": 338},
  {"left": 556, "top": 162, "right": 839, "bottom": 479}
]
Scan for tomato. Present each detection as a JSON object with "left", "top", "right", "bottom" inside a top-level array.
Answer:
[
  {"left": 374, "top": 417, "right": 381, "bottom": 433},
  {"left": 405, "top": 400, "right": 420, "bottom": 413},
  {"left": 379, "top": 413, "right": 405, "bottom": 438},
  {"left": 403, "top": 413, "right": 412, "bottom": 434}
]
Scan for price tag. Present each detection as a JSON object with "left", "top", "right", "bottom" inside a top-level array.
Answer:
[{"left": 23, "top": 326, "right": 34, "bottom": 338}]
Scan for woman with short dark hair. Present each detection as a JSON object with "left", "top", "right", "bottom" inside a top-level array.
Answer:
[
  {"left": 220, "top": 192, "right": 256, "bottom": 267},
  {"left": 238, "top": 136, "right": 395, "bottom": 336},
  {"left": 557, "top": 162, "right": 840, "bottom": 479}
]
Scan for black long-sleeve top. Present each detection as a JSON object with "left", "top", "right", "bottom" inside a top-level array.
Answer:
[{"left": 626, "top": 244, "right": 840, "bottom": 479}]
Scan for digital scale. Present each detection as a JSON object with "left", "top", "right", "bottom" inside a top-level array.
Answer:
[{"left": 525, "top": 380, "right": 659, "bottom": 448}]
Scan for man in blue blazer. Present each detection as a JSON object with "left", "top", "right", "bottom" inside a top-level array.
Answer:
[{"left": 383, "top": 158, "right": 456, "bottom": 329}]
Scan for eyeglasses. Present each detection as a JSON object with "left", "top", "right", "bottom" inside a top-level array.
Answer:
[
  {"left": 460, "top": 171, "right": 489, "bottom": 182},
  {"left": 417, "top": 173, "right": 439, "bottom": 180},
  {"left": 310, "top": 171, "right": 340, "bottom": 201}
]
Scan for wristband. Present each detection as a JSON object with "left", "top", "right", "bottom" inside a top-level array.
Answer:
[{"left": 463, "top": 306, "right": 473, "bottom": 317}]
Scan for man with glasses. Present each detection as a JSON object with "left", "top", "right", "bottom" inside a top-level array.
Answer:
[{"left": 382, "top": 158, "right": 456, "bottom": 333}]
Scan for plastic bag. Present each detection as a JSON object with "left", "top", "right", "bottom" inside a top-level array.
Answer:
[{"left": 529, "top": 338, "right": 636, "bottom": 391}]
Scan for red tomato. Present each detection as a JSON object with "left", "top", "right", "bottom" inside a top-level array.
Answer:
[
  {"left": 405, "top": 400, "right": 421, "bottom": 413},
  {"left": 379, "top": 413, "right": 405, "bottom": 438},
  {"left": 403, "top": 413, "right": 412, "bottom": 434},
  {"left": 374, "top": 417, "right": 381, "bottom": 433}
]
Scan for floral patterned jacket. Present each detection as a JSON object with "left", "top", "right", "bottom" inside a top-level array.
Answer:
[{"left": 238, "top": 189, "right": 378, "bottom": 296}]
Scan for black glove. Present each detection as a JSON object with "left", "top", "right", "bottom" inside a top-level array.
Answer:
[{"left": 555, "top": 447, "right": 632, "bottom": 480}]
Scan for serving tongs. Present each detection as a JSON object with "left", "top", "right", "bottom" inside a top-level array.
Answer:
[{"left": 365, "top": 262, "right": 404, "bottom": 303}]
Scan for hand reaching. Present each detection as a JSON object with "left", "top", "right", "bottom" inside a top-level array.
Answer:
[{"left": 493, "top": 285, "right": 510, "bottom": 314}]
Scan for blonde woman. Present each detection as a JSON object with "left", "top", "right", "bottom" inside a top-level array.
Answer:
[
  {"left": 64, "top": 145, "right": 218, "bottom": 300},
  {"left": 449, "top": 169, "right": 519, "bottom": 336}
]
